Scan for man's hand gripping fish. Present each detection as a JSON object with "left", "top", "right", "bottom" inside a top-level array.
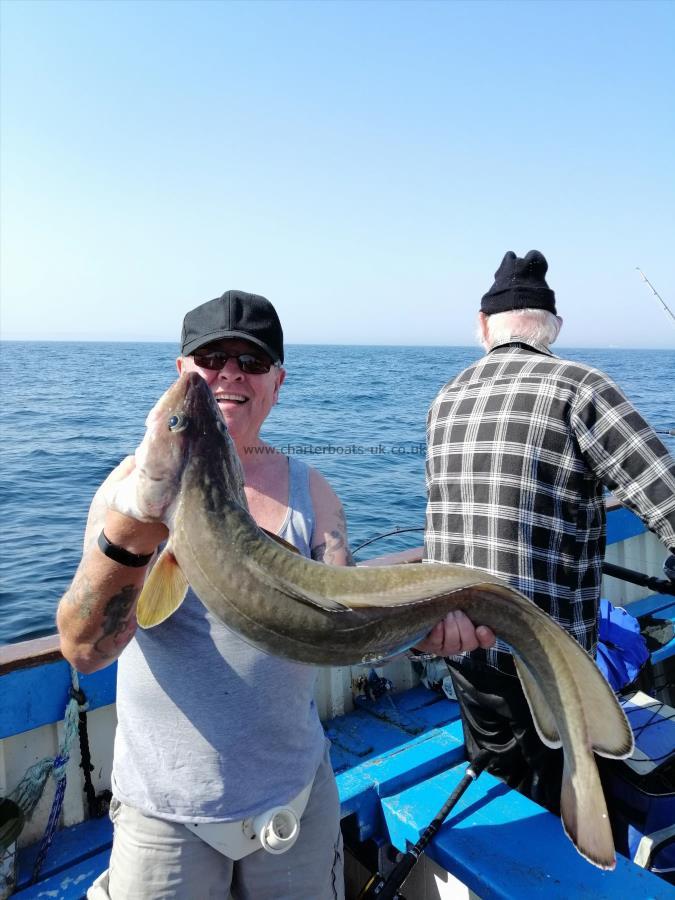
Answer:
[{"left": 111, "top": 373, "right": 634, "bottom": 872}]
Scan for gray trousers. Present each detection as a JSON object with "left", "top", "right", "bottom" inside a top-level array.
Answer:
[{"left": 88, "top": 746, "right": 344, "bottom": 900}]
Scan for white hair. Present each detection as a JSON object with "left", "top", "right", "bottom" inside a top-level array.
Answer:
[{"left": 478, "top": 309, "right": 562, "bottom": 351}]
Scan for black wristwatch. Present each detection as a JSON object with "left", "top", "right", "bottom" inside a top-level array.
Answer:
[{"left": 97, "top": 530, "right": 155, "bottom": 568}]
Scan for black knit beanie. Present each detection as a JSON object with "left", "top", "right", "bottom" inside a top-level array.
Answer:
[{"left": 481, "top": 250, "right": 557, "bottom": 315}]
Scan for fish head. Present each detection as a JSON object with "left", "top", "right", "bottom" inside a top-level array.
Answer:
[
  {"left": 174, "top": 371, "right": 247, "bottom": 511},
  {"left": 116, "top": 372, "right": 245, "bottom": 522}
]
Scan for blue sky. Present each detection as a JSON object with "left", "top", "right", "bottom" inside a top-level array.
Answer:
[{"left": 1, "top": 0, "right": 673, "bottom": 348}]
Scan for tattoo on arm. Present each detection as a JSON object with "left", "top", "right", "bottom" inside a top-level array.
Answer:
[
  {"left": 64, "top": 571, "right": 96, "bottom": 620},
  {"left": 311, "top": 541, "right": 327, "bottom": 562},
  {"left": 93, "top": 586, "right": 138, "bottom": 658},
  {"left": 64, "top": 570, "right": 138, "bottom": 659},
  {"left": 312, "top": 506, "right": 355, "bottom": 565},
  {"left": 83, "top": 488, "right": 109, "bottom": 553}
]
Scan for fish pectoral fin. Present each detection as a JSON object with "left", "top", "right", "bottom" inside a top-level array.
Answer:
[
  {"left": 513, "top": 657, "right": 561, "bottom": 748},
  {"left": 136, "top": 547, "right": 189, "bottom": 628},
  {"left": 560, "top": 759, "right": 616, "bottom": 870}
]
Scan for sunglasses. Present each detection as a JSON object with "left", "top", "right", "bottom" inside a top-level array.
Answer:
[{"left": 192, "top": 350, "right": 274, "bottom": 375}]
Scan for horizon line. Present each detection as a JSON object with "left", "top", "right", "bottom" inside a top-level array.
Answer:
[{"left": 1, "top": 337, "right": 673, "bottom": 352}]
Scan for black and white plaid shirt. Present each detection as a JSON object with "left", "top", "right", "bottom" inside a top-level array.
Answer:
[{"left": 424, "top": 341, "right": 675, "bottom": 675}]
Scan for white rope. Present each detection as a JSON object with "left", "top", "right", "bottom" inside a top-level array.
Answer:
[{"left": 9, "top": 667, "right": 87, "bottom": 819}]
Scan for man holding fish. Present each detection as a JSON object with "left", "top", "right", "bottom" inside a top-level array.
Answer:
[
  {"left": 57, "top": 290, "right": 494, "bottom": 900},
  {"left": 425, "top": 249, "right": 675, "bottom": 815}
]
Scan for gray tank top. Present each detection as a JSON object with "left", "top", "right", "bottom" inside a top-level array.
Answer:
[{"left": 112, "top": 456, "right": 326, "bottom": 823}]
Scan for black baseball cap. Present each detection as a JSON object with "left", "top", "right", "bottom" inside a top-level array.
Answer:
[{"left": 180, "top": 290, "right": 284, "bottom": 363}]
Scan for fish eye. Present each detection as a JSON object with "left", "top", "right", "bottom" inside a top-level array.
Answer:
[{"left": 168, "top": 413, "right": 189, "bottom": 432}]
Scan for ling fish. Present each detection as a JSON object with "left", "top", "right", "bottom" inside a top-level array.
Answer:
[{"left": 110, "top": 372, "right": 634, "bottom": 872}]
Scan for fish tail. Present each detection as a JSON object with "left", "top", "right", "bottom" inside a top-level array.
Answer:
[
  {"left": 514, "top": 622, "right": 625, "bottom": 870},
  {"left": 560, "top": 758, "right": 616, "bottom": 870}
]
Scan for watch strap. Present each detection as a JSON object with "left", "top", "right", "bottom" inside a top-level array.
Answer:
[{"left": 97, "top": 529, "right": 154, "bottom": 568}]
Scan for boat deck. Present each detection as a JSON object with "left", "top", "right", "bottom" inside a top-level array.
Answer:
[{"left": 12, "top": 685, "right": 673, "bottom": 900}]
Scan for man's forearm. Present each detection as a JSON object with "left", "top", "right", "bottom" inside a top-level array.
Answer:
[
  {"left": 57, "top": 510, "right": 166, "bottom": 673},
  {"left": 57, "top": 548, "right": 145, "bottom": 673}
]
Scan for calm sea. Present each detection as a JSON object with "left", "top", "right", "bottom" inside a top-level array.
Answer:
[{"left": 1, "top": 341, "right": 673, "bottom": 645}]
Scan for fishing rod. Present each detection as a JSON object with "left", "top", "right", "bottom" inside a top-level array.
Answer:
[
  {"left": 636, "top": 267, "right": 675, "bottom": 326},
  {"left": 352, "top": 526, "right": 424, "bottom": 555},
  {"left": 353, "top": 528, "right": 675, "bottom": 594},
  {"left": 356, "top": 750, "right": 494, "bottom": 900},
  {"left": 602, "top": 561, "right": 675, "bottom": 596}
]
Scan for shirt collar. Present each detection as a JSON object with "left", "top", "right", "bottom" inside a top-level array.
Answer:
[{"left": 488, "top": 339, "right": 555, "bottom": 357}]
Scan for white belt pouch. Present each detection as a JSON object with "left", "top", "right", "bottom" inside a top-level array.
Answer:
[{"left": 184, "top": 777, "right": 314, "bottom": 860}]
